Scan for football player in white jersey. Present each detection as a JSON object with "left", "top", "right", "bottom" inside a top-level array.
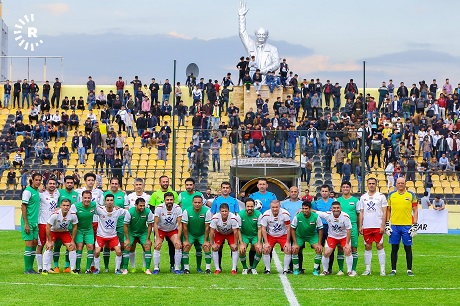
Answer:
[
  {"left": 36, "top": 178, "right": 60, "bottom": 273},
  {"left": 316, "top": 202, "right": 354, "bottom": 276},
  {"left": 92, "top": 194, "right": 126, "bottom": 275},
  {"left": 153, "top": 192, "right": 183, "bottom": 274},
  {"left": 260, "top": 200, "right": 291, "bottom": 274},
  {"left": 209, "top": 203, "right": 240, "bottom": 274},
  {"left": 76, "top": 172, "right": 104, "bottom": 236},
  {"left": 358, "top": 177, "right": 388, "bottom": 276},
  {"left": 125, "top": 178, "right": 151, "bottom": 270},
  {"left": 41, "top": 199, "right": 78, "bottom": 274}
]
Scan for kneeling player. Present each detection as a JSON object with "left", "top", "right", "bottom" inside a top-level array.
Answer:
[
  {"left": 93, "top": 194, "right": 126, "bottom": 274},
  {"left": 237, "top": 198, "right": 262, "bottom": 274},
  {"left": 42, "top": 199, "right": 78, "bottom": 274},
  {"left": 123, "top": 198, "right": 154, "bottom": 274},
  {"left": 291, "top": 201, "right": 323, "bottom": 275},
  {"left": 260, "top": 200, "right": 291, "bottom": 274},
  {"left": 209, "top": 203, "right": 240, "bottom": 274},
  {"left": 153, "top": 192, "right": 183, "bottom": 274},
  {"left": 316, "top": 202, "right": 355, "bottom": 276},
  {"left": 182, "top": 195, "right": 212, "bottom": 274}
]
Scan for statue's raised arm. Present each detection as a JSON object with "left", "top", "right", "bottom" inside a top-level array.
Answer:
[{"left": 238, "top": 1, "right": 251, "bottom": 53}]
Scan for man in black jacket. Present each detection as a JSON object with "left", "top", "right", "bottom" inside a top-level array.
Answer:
[
  {"left": 51, "top": 78, "right": 62, "bottom": 108},
  {"left": 176, "top": 100, "right": 187, "bottom": 128}
]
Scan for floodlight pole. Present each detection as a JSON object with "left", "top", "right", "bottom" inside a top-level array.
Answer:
[
  {"left": 172, "top": 59, "right": 177, "bottom": 190},
  {"left": 361, "top": 61, "right": 366, "bottom": 194}
]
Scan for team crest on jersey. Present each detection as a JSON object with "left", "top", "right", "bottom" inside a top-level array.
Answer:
[
  {"left": 349, "top": 202, "right": 355, "bottom": 206},
  {"left": 252, "top": 218, "right": 257, "bottom": 221},
  {"left": 405, "top": 198, "right": 410, "bottom": 201},
  {"left": 331, "top": 224, "right": 341, "bottom": 232},
  {"left": 140, "top": 216, "right": 146, "bottom": 219},
  {"left": 90, "top": 210, "right": 95, "bottom": 213},
  {"left": 309, "top": 222, "right": 315, "bottom": 225},
  {"left": 199, "top": 214, "right": 205, "bottom": 218},
  {"left": 72, "top": 195, "right": 77, "bottom": 198},
  {"left": 274, "top": 217, "right": 278, "bottom": 221}
]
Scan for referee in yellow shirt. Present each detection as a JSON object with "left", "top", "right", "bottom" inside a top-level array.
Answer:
[{"left": 386, "top": 177, "right": 418, "bottom": 276}]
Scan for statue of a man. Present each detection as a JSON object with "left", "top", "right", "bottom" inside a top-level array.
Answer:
[{"left": 238, "top": 1, "right": 280, "bottom": 82}]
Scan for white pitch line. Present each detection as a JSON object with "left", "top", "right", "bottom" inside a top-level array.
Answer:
[
  {"left": 295, "top": 287, "right": 460, "bottom": 291},
  {"left": 272, "top": 251, "right": 300, "bottom": 306}
]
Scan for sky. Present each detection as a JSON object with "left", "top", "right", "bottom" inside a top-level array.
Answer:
[{"left": 3, "top": 0, "right": 460, "bottom": 86}]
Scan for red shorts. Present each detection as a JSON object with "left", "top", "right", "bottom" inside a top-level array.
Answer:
[
  {"left": 214, "top": 231, "right": 235, "bottom": 246},
  {"left": 38, "top": 224, "right": 47, "bottom": 246},
  {"left": 326, "top": 237, "right": 347, "bottom": 249},
  {"left": 363, "top": 228, "right": 384, "bottom": 245},
  {"left": 266, "top": 234, "right": 287, "bottom": 248},
  {"left": 92, "top": 222, "right": 98, "bottom": 236},
  {"left": 96, "top": 236, "right": 120, "bottom": 250},
  {"left": 51, "top": 231, "right": 72, "bottom": 244},
  {"left": 157, "top": 229, "right": 178, "bottom": 240}
]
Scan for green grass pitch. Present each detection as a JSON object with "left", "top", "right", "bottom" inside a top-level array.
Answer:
[{"left": 0, "top": 230, "right": 458, "bottom": 305}]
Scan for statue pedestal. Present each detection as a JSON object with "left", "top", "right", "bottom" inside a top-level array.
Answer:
[{"left": 239, "top": 85, "right": 293, "bottom": 114}]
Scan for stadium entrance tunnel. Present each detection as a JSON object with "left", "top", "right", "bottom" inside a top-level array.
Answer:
[{"left": 241, "top": 177, "right": 290, "bottom": 200}]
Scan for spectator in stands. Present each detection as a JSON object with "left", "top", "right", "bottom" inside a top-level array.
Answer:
[
  {"left": 57, "top": 142, "right": 70, "bottom": 168},
  {"left": 334, "top": 147, "right": 347, "bottom": 175},
  {"left": 96, "top": 90, "right": 107, "bottom": 109},
  {"left": 162, "top": 79, "right": 172, "bottom": 105},
  {"left": 68, "top": 110, "right": 79, "bottom": 131},
  {"left": 193, "top": 146, "right": 205, "bottom": 177},
  {"left": 94, "top": 143, "right": 105, "bottom": 173},
  {"left": 258, "top": 141, "right": 270, "bottom": 158},
  {"left": 20, "top": 134, "right": 32, "bottom": 159},
  {"left": 187, "top": 141, "right": 196, "bottom": 172},
  {"left": 7, "top": 168, "right": 17, "bottom": 190},
  {"left": 210, "top": 138, "right": 221, "bottom": 172},
  {"left": 157, "top": 137, "right": 167, "bottom": 162},
  {"left": 57, "top": 123, "right": 67, "bottom": 141},
  {"left": 40, "top": 144, "right": 53, "bottom": 164},
  {"left": 342, "top": 159, "right": 352, "bottom": 182},
  {"left": 246, "top": 142, "right": 260, "bottom": 158},
  {"left": 116, "top": 106, "right": 128, "bottom": 134},
  {"left": 87, "top": 91, "right": 96, "bottom": 110},
  {"left": 0, "top": 156, "right": 10, "bottom": 176},
  {"left": 136, "top": 113, "right": 148, "bottom": 137},
  {"left": 122, "top": 145, "right": 132, "bottom": 177},
  {"left": 432, "top": 196, "right": 446, "bottom": 211},
  {"left": 105, "top": 144, "right": 115, "bottom": 176},
  {"left": 161, "top": 100, "right": 172, "bottom": 120}
]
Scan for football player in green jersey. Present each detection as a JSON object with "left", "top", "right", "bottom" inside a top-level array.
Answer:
[{"left": 237, "top": 198, "right": 262, "bottom": 274}]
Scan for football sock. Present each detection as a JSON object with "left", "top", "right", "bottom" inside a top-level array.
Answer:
[
  {"left": 24, "top": 246, "right": 33, "bottom": 271},
  {"left": 36, "top": 253, "right": 43, "bottom": 271},
  {"left": 76, "top": 250, "right": 83, "bottom": 270},
  {"left": 115, "top": 255, "right": 122, "bottom": 271},
  {"left": 103, "top": 247, "right": 111, "bottom": 269},
  {"left": 391, "top": 244, "right": 399, "bottom": 271},
  {"left": 183, "top": 251, "right": 190, "bottom": 270},
  {"left": 195, "top": 245, "right": 203, "bottom": 269},
  {"left": 404, "top": 245, "right": 413, "bottom": 271},
  {"left": 321, "top": 256, "right": 329, "bottom": 272},
  {"left": 364, "top": 250, "right": 372, "bottom": 271},
  {"left": 314, "top": 254, "right": 321, "bottom": 270},
  {"left": 144, "top": 251, "right": 152, "bottom": 270},
  {"left": 377, "top": 248, "right": 386, "bottom": 272},
  {"left": 252, "top": 253, "right": 261, "bottom": 269},
  {"left": 122, "top": 250, "right": 130, "bottom": 270},
  {"left": 93, "top": 256, "right": 100, "bottom": 270},
  {"left": 352, "top": 251, "right": 358, "bottom": 271},
  {"left": 204, "top": 251, "right": 212, "bottom": 270},
  {"left": 52, "top": 244, "right": 61, "bottom": 268},
  {"left": 174, "top": 249, "right": 182, "bottom": 270},
  {"left": 231, "top": 251, "right": 238, "bottom": 271},
  {"left": 65, "top": 250, "right": 70, "bottom": 268},
  {"left": 212, "top": 251, "right": 220, "bottom": 271},
  {"left": 129, "top": 252, "right": 136, "bottom": 268},
  {"left": 345, "top": 255, "right": 353, "bottom": 273},
  {"left": 30, "top": 246, "right": 37, "bottom": 270},
  {"left": 43, "top": 250, "right": 52, "bottom": 271},
  {"left": 337, "top": 251, "right": 344, "bottom": 271},
  {"left": 153, "top": 250, "right": 160, "bottom": 270},
  {"left": 263, "top": 254, "right": 271, "bottom": 271},
  {"left": 283, "top": 254, "right": 292, "bottom": 271},
  {"left": 249, "top": 249, "right": 256, "bottom": 267},
  {"left": 85, "top": 250, "right": 94, "bottom": 271},
  {"left": 239, "top": 255, "right": 248, "bottom": 269},
  {"left": 142, "top": 252, "right": 146, "bottom": 269},
  {"left": 292, "top": 254, "right": 299, "bottom": 270},
  {"left": 68, "top": 250, "right": 76, "bottom": 270}
]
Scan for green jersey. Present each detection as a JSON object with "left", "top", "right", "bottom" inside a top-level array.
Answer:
[
  {"left": 124, "top": 207, "right": 154, "bottom": 236},
  {"left": 21, "top": 186, "right": 41, "bottom": 225},
  {"left": 58, "top": 189, "right": 79, "bottom": 206},
  {"left": 238, "top": 209, "right": 262, "bottom": 237},
  {"left": 72, "top": 201, "right": 97, "bottom": 231},
  {"left": 181, "top": 206, "right": 212, "bottom": 237},
  {"left": 178, "top": 191, "right": 205, "bottom": 211},
  {"left": 104, "top": 190, "right": 128, "bottom": 228},
  {"left": 149, "top": 188, "right": 179, "bottom": 207},
  {"left": 337, "top": 196, "right": 359, "bottom": 224},
  {"left": 291, "top": 212, "right": 323, "bottom": 238}
]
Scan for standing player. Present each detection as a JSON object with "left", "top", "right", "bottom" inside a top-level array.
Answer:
[
  {"left": 21, "top": 173, "right": 43, "bottom": 274},
  {"left": 211, "top": 181, "right": 239, "bottom": 214},
  {"left": 71, "top": 190, "right": 97, "bottom": 274},
  {"left": 209, "top": 203, "right": 240, "bottom": 274},
  {"left": 386, "top": 177, "right": 418, "bottom": 276},
  {"left": 42, "top": 199, "right": 78, "bottom": 274},
  {"left": 281, "top": 186, "right": 303, "bottom": 272},
  {"left": 36, "top": 178, "right": 60, "bottom": 273},
  {"left": 102, "top": 177, "right": 128, "bottom": 272},
  {"left": 337, "top": 181, "right": 359, "bottom": 275},
  {"left": 178, "top": 178, "right": 206, "bottom": 211},
  {"left": 260, "top": 200, "right": 291, "bottom": 274},
  {"left": 291, "top": 201, "right": 323, "bottom": 275},
  {"left": 122, "top": 198, "right": 154, "bottom": 275},
  {"left": 250, "top": 178, "right": 277, "bottom": 213},
  {"left": 182, "top": 195, "right": 212, "bottom": 274},
  {"left": 153, "top": 192, "right": 183, "bottom": 274},
  {"left": 316, "top": 202, "right": 354, "bottom": 276},
  {"left": 237, "top": 198, "right": 262, "bottom": 274},
  {"left": 53, "top": 175, "right": 79, "bottom": 272},
  {"left": 92, "top": 194, "right": 126, "bottom": 274},
  {"left": 358, "top": 177, "right": 388, "bottom": 276}
]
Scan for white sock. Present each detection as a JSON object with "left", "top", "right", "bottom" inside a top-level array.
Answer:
[
  {"left": 377, "top": 249, "right": 386, "bottom": 271},
  {"left": 174, "top": 249, "right": 182, "bottom": 270},
  {"left": 263, "top": 254, "right": 271, "bottom": 271},
  {"left": 283, "top": 254, "right": 292, "bottom": 271},
  {"left": 115, "top": 255, "right": 122, "bottom": 270},
  {"left": 69, "top": 250, "right": 76, "bottom": 270},
  {"left": 231, "top": 251, "right": 238, "bottom": 271},
  {"left": 364, "top": 250, "right": 372, "bottom": 271},
  {"left": 129, "top": 252, "right": 136, "bottom": 268},
  {"left": 43, "top": 250, "right": 52, "bottom": 271},
  {"left": 153, "top": 250, "right": 160, "bottom": 270},
  {"left": 142, "top": 252, "right": 146, "bottom": 268},
  {"left": 94, "top": 256, "right": 100, "bottom": 270},
  {"left": 322, "top": 256, "right": 329, "bottom": 272},
  {"left": 346, "top": 255, "right": 353, "bottom": 273},
  {"left": 36, "top": 253, "right": 43, "bottom": 271},
  {"left": 212, "top": 251, "right": 220, "bottom": 271}
]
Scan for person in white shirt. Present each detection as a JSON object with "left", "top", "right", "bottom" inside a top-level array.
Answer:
[
  {"left": 357, "top": 178, "right": 388, "bottom": 276},
  {"left": 260, "top": 200, "right": 291, "bottom": 274},
  {"left": 87, "top": 110, "right": 97, "bottom": 124},
  {"left": 385, "top": 161, "right": 395, "bottom": 190},
  {"left": 51, "top": 111, "right": 61, "bottom": 126}
]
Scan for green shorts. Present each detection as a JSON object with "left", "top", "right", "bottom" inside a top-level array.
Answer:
[
  {"left": 116, "top": 227, "right": 124, "bottom": 244},
  {"left": 241, "top": 235, "right": 258, "bottom": 246},
  {"left": 295, "top": 234, "right": 319, "bottom": 248},
  {"left": 21, "top": 222, "right": 38, "bottom": 241},
  {"left": 351, "top": 224, "right": 359, "bottom": 248},
  {"left": 126, "top": 232, "right": 148, "bottom": 247},
  {"left": 75, "top": 230, "right": 95, "bottom": 245},
  {"left": 182, "top": 234, "right": 205, "bottom": 246}
]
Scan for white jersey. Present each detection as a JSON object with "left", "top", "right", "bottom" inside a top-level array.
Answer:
[
  {"left": 48, "top": 209, "right": 78, "bottom": 232},
  {"left": 357, "top": 192, "right": 388, "bottom": 229},
  {"left": 210, "top": 212, "right": 239, "bottom": 235},
  {"left": 127, "top": 192, "right": 151, "bottom": 208},
  {"left": 39, "top": 189, "right": 60, "bottom": 224},
  {"left": 95, "top": 206, "right": 126, "bottom": 238},
  {"left": 260, "top": 208, "right": 291, "bottom": 237},
  {"left": 76, "top": 187, "right": 104, "bottom": 222},
  {"left": 316, "top": 211, "right": 352, "bottom": 239},
  {"left": 154, "top": 203, "right": 182, "bottom": 232}
]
